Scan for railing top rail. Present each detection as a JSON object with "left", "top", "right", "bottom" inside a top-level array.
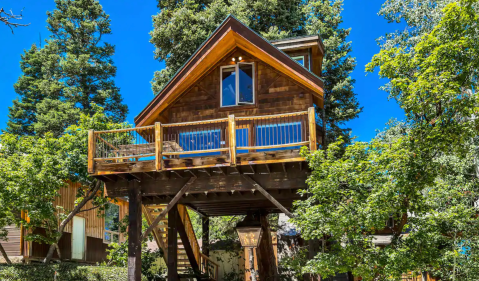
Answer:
[
  {"left": 235, "top": 111, "right": 308, "bottom": 121},
  {"left": 94, "top": 125, "right": 155, "bottom": 134},
  {"left": 162, "top": 118, "right": 228, "bottom": 128},
  {"left": 200, "top": 253, "right": 220, "bottom": 267}
]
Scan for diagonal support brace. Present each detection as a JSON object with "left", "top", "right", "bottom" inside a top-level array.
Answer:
[
  {"left": 141, "top": 177, "right": 196, "bottom": 240},
  {"left": 243, "top": 175, "right": 295, "bottom": 218}
]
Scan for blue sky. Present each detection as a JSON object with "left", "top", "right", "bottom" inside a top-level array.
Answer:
[{"left": 0, "top": 0, "right": 405, "bottom": 142}]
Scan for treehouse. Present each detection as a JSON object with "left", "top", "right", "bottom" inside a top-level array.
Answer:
[{"left": 88, "top": 15, "right": 325, "bottom": 281}]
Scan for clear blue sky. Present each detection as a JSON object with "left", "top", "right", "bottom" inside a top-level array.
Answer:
[{"left": 0, "top": 0, "right": 405, "bottom": 142}]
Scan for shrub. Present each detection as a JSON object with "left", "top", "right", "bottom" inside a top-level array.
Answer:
[{"left": 0, "top": 263, "right": 147, "bottom": 281}]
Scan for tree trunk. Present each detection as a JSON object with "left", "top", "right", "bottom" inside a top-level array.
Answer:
[
  {"left": 0, "top": 242, "right": 12, "bottom": 265},
  {"left": 43, "top": 180, "right": 102, "bottom": 264}
]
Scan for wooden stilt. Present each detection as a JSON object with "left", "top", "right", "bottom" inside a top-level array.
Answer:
[
  {"left": 257, "top": 213, "right": 279, "bottom": 281},
  {"left": 168, "top": 205, "right": 179, "bottom": 281},
  {"left": 202, "top": 217, "right": 210, "bottom": 257},
  {"left": 128, "top": 181, "right": 142, "bottom": 281}
]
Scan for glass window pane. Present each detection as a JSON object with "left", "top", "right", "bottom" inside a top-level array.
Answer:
[
  {"left": 294, "top": 57, "right": 304, "bottom": 66},
  {"left": 105, "top": 232, "right": 111, "bottom": 242},
  {"left": 238, "top": 64, "right": 253, "bottom": 104},
  {"left": 105, "top": 203, "right": 120, "bottom": 232},
  {"left": 222, "top": 67, "right": 236, "bottom": 106}
]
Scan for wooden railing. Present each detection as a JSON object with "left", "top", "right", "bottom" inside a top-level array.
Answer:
[
  {"left": 178, "top": 205, "right": 219, "bottom": 280},
  {"left": 88, "top": 107, "right": 317, "bottom": 174}
]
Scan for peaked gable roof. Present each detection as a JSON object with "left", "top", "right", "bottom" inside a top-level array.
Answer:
[{"left": 135, "top": 15, "right": 324, "bottom": 127}]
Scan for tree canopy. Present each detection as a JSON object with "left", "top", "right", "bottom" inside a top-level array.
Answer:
[
  {"left": 5, "top": 0, "right": 128, "bottom": 137},
  {"left": 292, "top": 0, "right": 479, "bottom": 279}
]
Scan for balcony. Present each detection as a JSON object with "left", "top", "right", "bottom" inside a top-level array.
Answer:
[{"left": 88, "top": 108, "right": 319, "bottom": 176}]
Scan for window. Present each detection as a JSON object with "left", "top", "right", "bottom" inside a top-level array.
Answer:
[
  {"left": 221, "top": 63, "right": 254, "bottom": 107},
  {"left": 104, "top": 203, "right": 120, "bottom": 243},
  {"left": 292, "top": 56, "right": 305, "bottom": 67}
]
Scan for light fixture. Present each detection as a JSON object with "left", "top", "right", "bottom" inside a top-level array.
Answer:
[
  {"left": 236, "top": 213, "right": 263, "bottom": 281},
  {"left": 236, "top": 213, "right": 263, "bottom": 248},
  {"left": 232, "top": 57, "right": 236, "bottom": 62},
  {"left": 238, "top": 56, "right": 243, "bottom": 61}
]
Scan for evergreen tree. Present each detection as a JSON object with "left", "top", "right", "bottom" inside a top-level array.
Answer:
[
  {"left": 5, "top": 0, "right": 128, "bottom": 137},
  {"left": 150, "top": 0, "right": 360, "bottom": 145}
]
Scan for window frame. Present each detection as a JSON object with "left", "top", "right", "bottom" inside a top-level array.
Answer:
[
  {"left": 220, "top": 62, "right": 255, "bottom": 108},
  {"left": 291, "top": 56, "right": 306, "bottom": 67},
  {"left": 103, "top": 202, "right": 121, "bottom": 244}
]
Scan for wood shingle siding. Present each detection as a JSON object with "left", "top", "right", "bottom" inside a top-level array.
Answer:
[{"left": 165, "top": 48, "right": 313, "bottom": 123}]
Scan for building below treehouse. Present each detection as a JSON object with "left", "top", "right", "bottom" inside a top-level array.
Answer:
[{"left": 0, "top": 181, "right": 128, "bottom": 264}]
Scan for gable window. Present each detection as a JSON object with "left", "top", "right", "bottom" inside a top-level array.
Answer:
[
  {"left": 104, "top": 203, "right": 120, "bottom": 243},
  {"left": 292, "top": 56, "right": 305, "bottom": 67},
  {"left": 221, "top": 63, "right": 254, "bottom": 107}
]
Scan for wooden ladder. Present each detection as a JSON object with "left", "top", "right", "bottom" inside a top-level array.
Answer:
[{"left": 142, "top": 204, "right": 219, "bottom": 280}]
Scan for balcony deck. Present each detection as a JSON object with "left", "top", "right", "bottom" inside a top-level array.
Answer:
[{"left": 88, "top": 108, "right": 319, "bottom": 178}]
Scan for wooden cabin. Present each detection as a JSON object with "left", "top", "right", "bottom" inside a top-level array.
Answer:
[
  {"left": 88, "top": 15, "right": 325, "bottom": 281},
  {"left": 0, "top": 182, "right": 128, "bottom": 264}
]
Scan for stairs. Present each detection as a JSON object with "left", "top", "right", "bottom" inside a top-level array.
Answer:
[{"left": 143, "top": 204, "right": 219, "bottom": 280}]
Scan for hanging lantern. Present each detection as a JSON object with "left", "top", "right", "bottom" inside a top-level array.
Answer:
[{"left": 235, "top": 213, "right": 263, "bottom": 248}]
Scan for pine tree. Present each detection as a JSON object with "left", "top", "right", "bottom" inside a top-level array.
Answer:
[
  {"left": 7, "top": 44, "right": 47, "bottom": 135},
  {"left": 150, "top": 0, "right": 360, "bottom": 145},
  {"left": 304, "top": 0, "right": 361, "bottom": 146},
  {"left": 6, "top": 0, "right": 128, "bottom": 137}
]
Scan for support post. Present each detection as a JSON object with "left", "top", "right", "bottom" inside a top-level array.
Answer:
[
  {"left": 249, "top": 248, "right": 257, "bottom": 281},
  {"left": 308, "top": 107, "right": 317, "bottom": 152},
  {"left": 88, "top": 130, "right": 95, "bottom": 174},
  {"left": 155, "top": 122, "right": 163, "bottom": 171},
  {"left": 128, "top": 181, "right": 142, "bottom": 281},
  {"left": 202, "top": 217, "right": 210, "bottom": 257},
  {"left": 168, "top": 205, "right": 179, "bottom": 281},
  {"left": 228, "top": 114, "right": 236, "bottom": 166},
  {"left": 257, "top": 213, "right": 279, "bottom": 281}
]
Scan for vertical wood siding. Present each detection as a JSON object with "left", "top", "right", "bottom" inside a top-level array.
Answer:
[{"left": 53, "top": 182, "right": 128, "bottom": 242}]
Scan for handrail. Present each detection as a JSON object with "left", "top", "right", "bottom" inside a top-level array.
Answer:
[
  {"left": 163, "top": 118, "right": 228, "bottom": 127},
  {"left": 235, "top": 110, "right": 307, "bottom": 121},
  {"left": 94, "top": 125, "right": 154, "bottom": 134}
]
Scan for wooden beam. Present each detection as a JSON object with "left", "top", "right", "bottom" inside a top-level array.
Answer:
[
  {"left": 155, "top": 122, "right": 163, "bottom": 171},
  {"left": 128, "top": 181, "right": 142, "bottom": 281},
  {"left": 308, "top": 107, "right": 317, "bottom": 152},
  {"left": 243, "top": 175, "right": 295, "bottom": 218},
  {"left": 88, "top": 130, "right": 95, "bottom": 174},
  {"left": 141, "top": 177, "right": 196, "bottom": 240},
  {"left": 168, "top": 205, "right": 179, "bottom": 281},
  {"left": 202, "top": 217, "right": 210, "bottom": 257},
  {"left": 228, "top": 114, "right": 236, "bottom": 166}
]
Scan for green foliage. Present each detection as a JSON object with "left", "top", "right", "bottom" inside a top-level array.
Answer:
[
  {"left": 0, "top": 106, "right": 128, "bottom": 248},
  {"left": 293, "top": 0, "right": 479, "bottom": 279},
  {"left": 5, "top": 0, "right": 128, "bottom": 137},
  {"left": 150, "top": 0, "right": 360, "bottom": 145},
  {"left": 0, "top": 264, "right": 147, "bottom": 281}
]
